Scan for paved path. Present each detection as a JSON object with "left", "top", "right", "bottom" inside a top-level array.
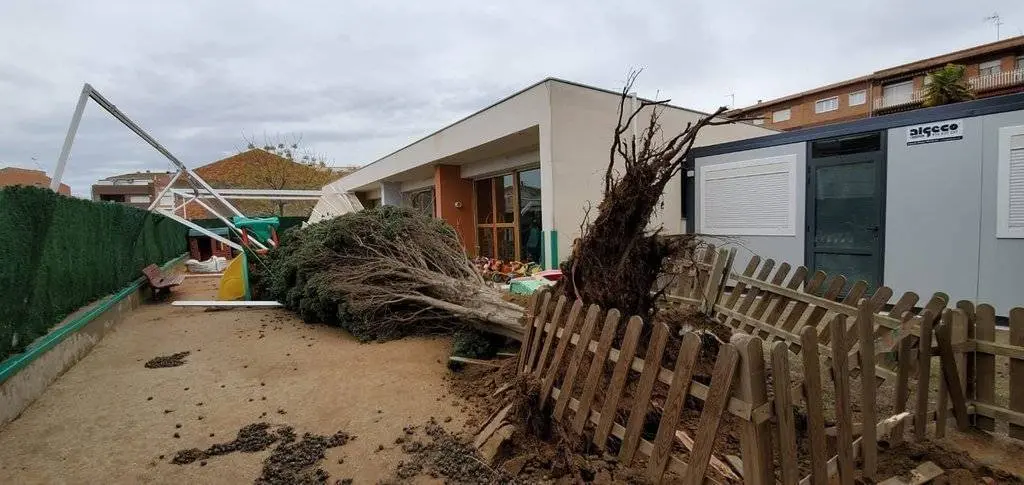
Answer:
[{"left": 0, "top": 277, "right": 464, "bottom": 484}]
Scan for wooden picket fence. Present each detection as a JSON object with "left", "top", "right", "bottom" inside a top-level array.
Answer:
[
  {"left": 676, "top": 246, "right": 1024, "bottom": 445},
  {"left": 518, "top": 244, "right": 1024, "bottom": 483}
]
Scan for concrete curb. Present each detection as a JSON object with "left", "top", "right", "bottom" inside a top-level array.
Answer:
[{"left": 0, "top": 254, "right": 187, "bottom": 427}]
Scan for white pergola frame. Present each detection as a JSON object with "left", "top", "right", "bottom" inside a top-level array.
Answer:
[
  {"left": 168, "top": 188, "right": 322, "bottom": 201},
  {"left": 51, "top": 83, "right": 267, "bottom": 251}
]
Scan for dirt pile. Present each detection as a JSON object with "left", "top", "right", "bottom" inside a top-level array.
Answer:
[
  {"left": 171, "top": 422, "right": 353, "bottom": 485},
  {"left": 144, "top": 351, "right": 190, "bottom": 368},
  {"left": 875, "top": 439, "right": 1023, "bottom": 484},
  {"left": 383, "top": 418, "right": 512, "bottom": 484}
]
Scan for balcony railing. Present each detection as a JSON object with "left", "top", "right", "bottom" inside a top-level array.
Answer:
[
  {"left": 873, "top": 68, "right": 1024, "bottom": 112},
  {"left": 968, "top": 68, "right": 1024, "bottom": 92},
  {"left": 873, "top": 90, "right": 925, "bottom": 111}
]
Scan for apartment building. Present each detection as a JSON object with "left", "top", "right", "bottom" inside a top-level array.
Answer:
[
  {"left": 91, "top": 171, "right": 174, "bottom": 209},
  {"left": 0, "top": 167, "right": 71, "bottom": 195},
  {"left": 728, "top": 36, "right": 1024, "bottom": 131}
]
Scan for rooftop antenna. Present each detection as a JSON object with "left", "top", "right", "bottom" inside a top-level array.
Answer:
[
  {"left": 984, "top": 12, "right": 1003, "bottom": 40},
  {"left": 725, "top": 93, "right": 735, "bottom": 109}
]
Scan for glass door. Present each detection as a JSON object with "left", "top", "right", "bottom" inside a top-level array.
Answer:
[
  {"left": 474, "top": 175, "right": 518, "bottom": 259},
  {"left": 473, "top": 168, "right": 543, "bottom": 263},
  {"left": 806, "top": 134, "right": 885, "bottom": 292}
]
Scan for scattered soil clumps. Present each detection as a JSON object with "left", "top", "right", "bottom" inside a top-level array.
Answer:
[
  {"left": 144, "top": 351, "right": 190, "bottom": 368},
  {"left": 171, "top": 422, "right": 352, "bottom": 485},
  {"left": 382, "top": 418, "right": 512, "bottom": 485},
  {"left": 874, "top": 439, "right": 1022, "bottom": 484}
]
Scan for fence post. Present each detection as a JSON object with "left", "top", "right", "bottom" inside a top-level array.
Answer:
[
  {"left": 702, "top": 247, "right": 735, "bottom": 314},
  {"left": 732, "top": 333, "right": 773, "bottom": 485},
  {"left": 518, "top": 288, "right": 547, "bottom": 373}
]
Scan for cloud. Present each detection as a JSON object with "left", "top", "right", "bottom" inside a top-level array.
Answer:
[{"left": 1, "top": 0, "right": 1022, "bottom": 195}]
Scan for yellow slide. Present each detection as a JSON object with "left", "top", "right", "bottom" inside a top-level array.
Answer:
[{"left": 217, "top": 254, "right": 248, "bottom": 301}]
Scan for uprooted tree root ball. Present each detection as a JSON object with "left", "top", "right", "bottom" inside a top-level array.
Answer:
[
  {"left": 561, "top": 69, "right": 728, "bottom": 322},
  {"left": 251, "top": 206, "right": 524, "bottom": 342}
]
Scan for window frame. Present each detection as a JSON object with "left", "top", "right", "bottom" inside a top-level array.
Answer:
[
  {"left": 814, "top": 96, "right": 840, "bottom": 114},
  {"left": 473, "top": 169, "right": 542, "bottom": 260},
  {"left": 698, "top": 155, "right": 798, "bottom": 236},
  {"left": 402, "top": 187, "right": 435, "bottom": 217},
  {"left": 882, "top": 80, "right": 914, "bottom": 104},
  {"left": 979, "top": 59, "right": 1002, "bottom": 77},
  {"left": 848, "top": 90, "right": 867, "bottom": 106},
  {"left": 772, "top": 108, "right": 791, "bottom": 123},
  {"left": 997, "top": 125, "right": 1024, "bottom": 238}
]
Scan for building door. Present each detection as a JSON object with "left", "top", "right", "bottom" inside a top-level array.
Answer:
[
  {"left": 473, "top": 168, "right": 543, "bottom": 263},
  {"left": 806, "top": 132, "right": 886, "bottom": 292}
]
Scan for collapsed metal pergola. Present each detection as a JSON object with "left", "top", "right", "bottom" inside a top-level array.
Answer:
[{"left": 50, "top": 83, "right": 279, "bottom": 252}]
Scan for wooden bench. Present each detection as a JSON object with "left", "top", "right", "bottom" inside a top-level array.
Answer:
[{"left": 142, "top": 264, "right": 185, "bottom": 296}]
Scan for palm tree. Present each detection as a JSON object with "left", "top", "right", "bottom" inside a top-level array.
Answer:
[{"left": 923, "top": 64, "right": 975, "bottom": 107}]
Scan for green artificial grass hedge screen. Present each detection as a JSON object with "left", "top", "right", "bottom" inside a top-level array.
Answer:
[{"left": 0, "top": 186, "right": 188, "bottom": 358}]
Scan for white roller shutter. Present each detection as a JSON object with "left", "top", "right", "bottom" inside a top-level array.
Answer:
[
  {"left": 699, "top": 155, "right": 797, "bottom": 236},
  {"left": 998, "top": 126, "right": 1024, "bottom": 238}
]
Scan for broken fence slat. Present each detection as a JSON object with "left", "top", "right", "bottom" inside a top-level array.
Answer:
[
  {"left": 551, "top": 304, "right": 600, "bottom": 421},
  {"left": 524, "top": 291, "right": 553, "bottom": 374},
  {"left": 533, "top": 295, "right": 567, "bottom": 377},
  {"left": 915, "top": 310, "right": 935, "bottom": 441},
  {"left": 975, "top": 304, "right": 997, "bottom": 431},
  {"left": 674, "top": 430, "right": 742, "bottom": 483},
  {"left": 448, "top": 356, "right": 502, "bottom": 368},
  {"left": 857, "top": 300, "right": 878, "bottom": 480},
  {"left": 538, "top": 300, "right": 584, "bottom": 408},
  {"left": 877, "top": 461, "right": 945, "bottom": 485},
  {"left": 593, "top": 316, "right": 643, "bottom": 449},
  {"left": 800, "top": 326, "right": 829, "bottom": 485},
  {"left": 619, "top": 321, "right": 670, "bottom": 464},
  {"left": 646, "top": 333, "right": 702, "bottom": 482},
  {"left": 683, "top": 344, "right": 740, "bottom": 485},
  {"left": 171, "top": 300, "right": 283, "bottom": 307},
  {"left": 830, "top": 317, "right": 855, "bottom": 485},
  {"left": 571, "top": 309, "right": 621, "bottom": 435},
  {"left": 771, "top": 342, "right": 800, "bottom": 485},
  {"left": 935, "top": 320, "right": 970, "bottom": 432},
  {"left": 518, "top": 288, "right": 546, "bottom": 373}
]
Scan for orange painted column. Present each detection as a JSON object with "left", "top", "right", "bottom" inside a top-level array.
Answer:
[{"left": 434, "top": 164, "right": 476, "bottom": 255}]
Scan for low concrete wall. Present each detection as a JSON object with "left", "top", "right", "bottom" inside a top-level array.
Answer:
[{"left": 0, "top": 255, "right": 183, "bottom": 429}]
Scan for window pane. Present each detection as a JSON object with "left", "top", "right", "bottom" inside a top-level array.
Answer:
[
  {"left": 848, "top": 90, "right": 866, "bottom": 106},
  {"left": 814, "top": 162, "right": 877, "bottom": 251},
  {"left": 772, "top": 109, "right": 790, "bottom": 122},
  {"left": 477, "top": 227, "right": 494, "bottom": 258},
  {"left": 979, "top": 60, "right": 1002, "bottom": 76},
  {"left": 498, "top": 175, "right": 515, "bottom": 223},
  {"left": 815, "top": 253, "right": 876, "bottom": 293},
  {"left": 401, "top": 188, "right": 434, "bottom": 217},
  {"left": 518, "top": 169, "right": 543, "bottom": 264},
  {"left": 475, "top": 179, "right": 493, "bottom": 224},
  {"left": 882, "top": 81, "right": 913, "bottom": 105},
  {"left": 814, "top": 97, "right": 838, "bottom": 113},
  {"left": 496, "top": 227, "right": 516, "bottom": 261}
]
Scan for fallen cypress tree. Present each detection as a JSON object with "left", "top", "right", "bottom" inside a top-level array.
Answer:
[{"left": 251, "top": 206, "right": 524, "bottom": 342}]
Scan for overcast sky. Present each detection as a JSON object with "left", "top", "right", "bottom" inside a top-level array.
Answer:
[{"left": 1, "top": 1, "right": 1022, "bottom": 196}]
